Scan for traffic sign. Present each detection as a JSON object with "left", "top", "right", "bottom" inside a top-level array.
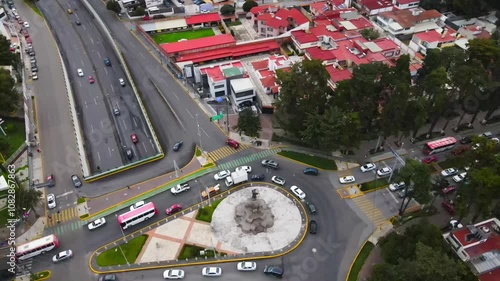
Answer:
[{"left": 210, "top": 113, "right": 224, "bottom": 121}]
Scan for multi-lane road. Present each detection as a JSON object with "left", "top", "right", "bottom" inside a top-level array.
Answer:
[{"left": 26, "top": 156, "right": 368, "bottom": 281}]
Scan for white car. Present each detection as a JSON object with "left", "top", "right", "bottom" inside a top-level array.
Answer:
[
  {"left": 52, "top": 250, "right": 73, "bottom": 263},
  {"left": 171, "top": 183, "right": 190, "bottom": 195},
  {"left": 237, "top": 261, "right": 257, "bottom": 271},
  {"left": 163, "top": 269, "right": 185, "bottom": 279},
  {"left": 360, "top": 163, "right": 376, "bottom": 172},
  {"left": 23, "top": 22, "right": 30, "bottom": 28},
  {"left": 290, "top": 185, "right": 306, "bottom": 199},
  {"left": 271, "top": 176, "right": 285, "bottom": 186},
  {"left": 88, "top": 218, "right": 106, "bottom": 230},
  {"left": 32, "top": 73, "right": 38, "bottom": 80},
  {"left": 130, "top": 200, "right": 145, "bottom": 211},
  {"left": 77, "top": 69, "right": 84, "bottom": 77},
  {"left": 452, "top": 172, "right": 467, "bottom": 183},
  {"left": 339, "top": 176, "right": 355, "bottom": 184},
  {"left": 202, "top": 267, "right": 222, "bottom": 277},
  {"left": 47, "top": 194, "right": 56, "bottom": 209},
  {"left": 388, "top": 182, "right": 405, "bottom": 192},
  {"left": 472, "top": 143, "right": 480, "bottom": 150},
  {"left": 119, "top": 78, "right": 125, "bottom": 86},
  {"left": 377, "top": 167, "right": 392, "bottom": 177},
  {"left": 441, "top": 168, "right": 458, "bottom": 177},
  {"left": 235, "top": 166, "right": 252, "bottom": 173},
  {"left": 214, "top": 170, "right": 230, "bottom": 180}
]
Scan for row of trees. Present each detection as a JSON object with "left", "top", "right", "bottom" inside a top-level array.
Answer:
[
  {"left": 274, "top": 37, "right": 500, "bottom": 151},
  {"left": 370, "top": 221, "right": 476, "bottom": 281},
  {"left": 420, "top": 0, "right": 500, "bottom": 18},
  {"left": 0, "top": 35, "right": 21, "bottom": 114}
]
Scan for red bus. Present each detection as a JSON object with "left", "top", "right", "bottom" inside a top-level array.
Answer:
[
  {"left": 423, "top": 137, "right": 457, "bottom": 155},
  {"left": 16, "top": 234, "right": 59, "bottom": 261},
  {"left": 117, "top": 202, "right": 157, "bottom": 230}
]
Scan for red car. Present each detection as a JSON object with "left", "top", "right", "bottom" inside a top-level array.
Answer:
[
  {"left": 46, "top": 174, "right": 55, "bottom": 187},
  {"left": 442, "top": 200, "right": 456, "bottom": 215},
  {"left": 131, "top": 134, "right": 138, "bottom": 144},
  {"left": 166, "top": 203, "right": 182, "bottom": 215},
  {"left": 88, "top": 76, "right": 95, "bottom": 84},
  {"left": 452, "top": 146, "right": 468, "bottom": 156},
  {"left": 226, "top": 139, "right": 239, "bottom": 149},
  {"left": 422, "top": 156, "right": 438, "bottom": 164},
  {"left": 442, "top": 186, "right": 456, "bottom": 194}
]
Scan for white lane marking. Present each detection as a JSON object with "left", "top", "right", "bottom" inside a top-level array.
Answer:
[
  {"left": 133, "top": 118, "right": 138, "bottom": 127},
  {"left": 202, "top": 128, "right": 210, "bottom": 138},
  {"left": 94, "top": 97, "right": 98, "bottom": 105},
  {"left": 142, "top": 142, "right": 148, "bottom": 153},
  {"left": 144, "top": 129, "right": 149, "bottom": 138},
  {"left": 78, "top": 80, "right": 82, "bottom": 87},
  {"left": 83, "top": 25, "right": 86, "bottom": 31},
  {"left": 56, "top": 191, "right": 74, "bottom": 198},
  {"left": 111, "top": 85, "right": 114, "bottom": 92},
  {"left": 100, "top": 120, "right": 105, "bottom": 128},
  {"left": 388, "top": 189, "right": 400, "bottom": 203},
  {"left": 105, "top": 68, "right": 108, "bottom": 75},
  {"left": 115, "top": 102, "right": 120, "bottom": 109},
  {"left": 139, "top": 52, "right": 145, "bottom": 59},
  {"left": 90, "top": 124, "right": 94, "bottom": 133},
  {"left": 185, "top": 108, "right": 194, "bottom": 119},
  {"left": 122, "top": 119, "right": 127, "bottom": 130},
  {"left": 97, "top": 151, "right": 101, "bottom": 161},
  {"left": 172, "top": 92, "right": 180, "bottom": 100},
  {"left": 84, "top": 100, "right": 88, "bottom": 108},
  {"left": 90, "top": 37, "right": 94, "bottom": 44},
  {"left": 108, "top": 147, "right": 112, "bottom": 157},
  {"left": 81, "top": 60, "right": 84, "bottom": 66}
]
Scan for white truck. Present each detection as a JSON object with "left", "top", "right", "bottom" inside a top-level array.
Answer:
[{"left": 225, "top": 170, "right": 248, "bottom": 187}]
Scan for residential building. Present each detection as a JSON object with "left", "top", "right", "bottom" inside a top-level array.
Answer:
[
  {"left": 309, "top": 0, "right": 354, "bottom": 17},
  {"left": 250, "top": 6, "right": 309, "bottom": 37},
  {"left": 145, "top": 0, "right": 162, "bottom": 8},
  {"left": 161, "top": 34, "right": 236, "bottom": 56},
  {"left": 0, "top": 8, "right": 7, "bottom": 21},
  {"left": 443, "top": 218, "right": 500, "bottom": 281},
  {"left": 230, "top": 78, "right": 256, "bottom": 106},
  {"left": 392, "top": 0, "right": 420, "bottom": 10},
  {"left": 409, "top": 28, "right": 457, "bottom": 55},
  {"left": 357, "top": 0, "right": 394, "bottom": 16},
  {"left": 376, "top": 8, "right": 442, "bottom": 39}
]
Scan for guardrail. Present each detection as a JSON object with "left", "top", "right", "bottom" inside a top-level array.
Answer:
[{"left": 79, "top": 0, "right": 163, "bottom": 158}]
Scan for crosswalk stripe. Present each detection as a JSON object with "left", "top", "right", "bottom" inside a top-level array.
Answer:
[{"left": 207, "top": 144, "right": 251, "bottom": 162}]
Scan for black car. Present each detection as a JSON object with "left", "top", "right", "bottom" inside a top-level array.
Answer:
[
  {"left": 104, "top": 58, "right": 111, "bottom": 66},
  {"left": 263, "top": 265, "right": 283, "bottom": 278},
  {"left": 460, "top": 136, "right": 472, "bottom": 144},
  {"left": 75, "top": 21, "right": 81, "bottom": 25},
  {"left": 99, "top": 275, "right": 116, "bottom": 281},
  {"left": 306, "top": 201, "right": 316, "bottom": 214},
  {"left": 309, "top": 220, "right": 317, "bottom": 234},
  {"left": 238, "top": 100, "right": 252, "bottom": 108},
  {"left": 125, "top": 148, "right": 133, "bottom": 159},
  {"left": 251, "top": 173, "right": 265, "bottom": 181},
  {"left": 173, "top": 141, "right": 183, "bottom": 151},
  {"left": 303, "top": 167, "right": 319, "bottom": 175}
]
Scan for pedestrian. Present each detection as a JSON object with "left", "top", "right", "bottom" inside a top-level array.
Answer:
[{"left": 36, "top": 148, "right": 41, "bottom": 153}]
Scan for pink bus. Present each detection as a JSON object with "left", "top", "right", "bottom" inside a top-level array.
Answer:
[
  {"left": 117, "top": 202, "right": 157, "bottom": 229},
  {"left": 423, "top": 137, "right": 457, "bottom": 155},
  {"left": 16, "top": 234, "right": 59, "bottom": 261}
]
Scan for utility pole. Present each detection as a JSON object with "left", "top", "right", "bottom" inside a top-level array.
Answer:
[
  {"left": 226, "top": 96, "right": 230, "bottom": 133},
  {"left": 173, "top": 160, "right": 180, "bottom": 178},
  {"left": 196, "top": 114, "right": 203, "bottom": 155}
]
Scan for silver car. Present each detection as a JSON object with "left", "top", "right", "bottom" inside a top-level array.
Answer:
[
  {"left": 202, "top": 267, "right": 222, "bottom": 277},
  {"left": 52, "top": 250, "right": 73, "bottom": 263}
]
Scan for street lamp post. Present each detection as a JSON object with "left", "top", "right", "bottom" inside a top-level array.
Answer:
[
  {"left": 115, "top": 214, "right": 130, "bottom": 265},
  {"left": 196, "top": 114, "right": 203, "bottom": 155}
]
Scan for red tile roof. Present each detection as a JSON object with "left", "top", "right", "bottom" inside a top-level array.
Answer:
[
  {"left": 325, "top": 65, "right": 352, "bottom": 82},
  {"left": 291, "top": 30, "right": 318, "bottom": 44},
  {"left": 251, "top": 60, "right": 268, "bottom": 70},
  {"left": 306, "top": 47, "right": 337, "bottom": 61},
  {"left": 452, "top": 221, "right": 500, "bottom": 249},
  {"left": 260, "top": 75, "right": 277, "bottom": 88},
  {"left": 161, "top": 34, "right": 235, "bottom": 54},
  {"left": 185, "top": 13, "right": 221, "bottom": 25},
  {"left": 362, "top": 0, "right": 393, "bottom": 10},
  {"left": 372, "top": 38, "right": 399, "bottom": 51},
  {"left": 349, "top": 17, "right": 373, "bottom": 30},
  {"left": 378, "top": 9, "right": 442, "bottom": 29},
  {"left": 250, "top": 4, "right": 279, "bottom": 15},
  {"left": 414, "top": 29, "right": 456, "bottom": 43},
  {"left": 176, "top": 40, "right": 280, "bottom": 63},
  {"left": 395, "top": 0, "right": 420, "bottom": 4},
  {"left": 288, "top": 8, "right": 309, "bottom": 25},
  {"left": 479, "top": 267, "right": 500, "bottom": 281}
]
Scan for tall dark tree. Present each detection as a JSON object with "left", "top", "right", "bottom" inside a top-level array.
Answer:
[
  {"left": 422, "top": 67, "right": 450, "bottom": 135},
  {"left": 236, "top": 108, "right": 261, "bottom": 137},
  {"left": 242, "top": 0, "right": 258, "bottom": 12},
  {"left": 0, "top": 68, "right": 21, "bottom": 113},
  {"left": 106, "top": 0, "right": 121, "bottom": 14}
]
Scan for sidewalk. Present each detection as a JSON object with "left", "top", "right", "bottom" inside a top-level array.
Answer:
[{"left": 84, "top": 157, "right": 215, "bottom": 217}]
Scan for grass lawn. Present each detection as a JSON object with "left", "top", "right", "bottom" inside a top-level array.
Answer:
[
  {"left": 96, "top": 235, "right": 148, "bottom": 266},
  {"left": 32, "top": 270, "right": 51, "bottom": 281},
  {"left": 0, "top": 118, "right": 26, "bottom": 158},
  {"left": 178, "top": 244, "right": 226, "bottom": 259},
  {"left": 195, "top": 147, "right": 202, "bottom": 156},
  {"left": 360, "top": 178, "right": 389, "bottom": 191},
  {"left": 77, "top": 197, "right": 86, "bottom": 204},
  {"left": 0, "top": 208, "right": 10, "bottom": 227},
  {"left": 151, "top": 29, "right": 215, "bottom": 44},
  {"left": 278, "top": 150, "right": 338, "bottom": 170},
  {"left": 196, "top": 199, "right": 223, "bottom": 223},
  {"left": 347, "top": 242, "right": 375, "bottom": 281}
]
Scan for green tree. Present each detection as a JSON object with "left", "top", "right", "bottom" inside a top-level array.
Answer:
[
  {"left": 401, "top": 97, "right": 428, "bottom": 139},
  {"left": 16, "top": 186, "right": 43, "bottom": 218},
  {"left": 467, "top": 38, "right": 500, "bottom": 70},
  {"left": 220, "top": 4, "right": 236, "bottom": 16},
  {"left": 106, "top": 0, "right": 122, "bottom": 14},
  {"left": 275, "top": 60, "right": 331, "bottom": 136},
  {"left": 421, "top": 67, "right": 450, "bottom": 136},
  {"left": 0, "top": 35, "right": 19, "bottom": 68},
  {"left": 242, "top": 0, "right": 258, "bottom": 12},
  {"left": 0, "top": 136, "right": 9, "bottom": 155},
  {"left": 395, "top": 159, "right": 432, "bottom": 213},
  {"left": 131, "top": 6, "right": 145, "bottom": 16},
  {"left": 236, "top": 108, "right": 261, "bottom": 137},
  {"left": 359, "top": 28, "right": 380, "bottom": 40},
  {"left": 0, "top": 68, "right": 21, "bottom": 113}
]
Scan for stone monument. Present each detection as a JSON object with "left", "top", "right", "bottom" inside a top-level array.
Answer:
[{"left": 234, "top": 189, "right": 274, "bottom": 234}]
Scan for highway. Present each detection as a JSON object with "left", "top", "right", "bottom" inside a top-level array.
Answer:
[
  {"left": 27, "top": 157, "right": 368, "bottom": 281},
  {"left": 37, "top": 0, "right": 159, "bottom": 174}
]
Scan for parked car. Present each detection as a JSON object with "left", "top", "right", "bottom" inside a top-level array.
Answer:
[
  {"left": 472, "top": 143, "right": 481, "bottom": 150},
  {"left": 226, "top": 139, "right": 239, "bottom": 148},
  {"left": 460, "top": 136, "right": 472, "bottom": 144},
  {"left": 339, "top": 176, "right": 355, "bottom": 184},
  {"left": 261, "top": 159, "right": 279, "bottom": 169},
  {"left": 47, "top": 194, "right": 56, "bottom": 209},
  {"left": 388, "top": 182, "right": 405, "bottom": 192},
  {"left": 166, "top": 203, "right": 182, "bottom": 215},
  {"left": 23, "top": 21, "right": 29, "bottom": 28},
  {"left": 422, "top": 156, "right": 438, "bottom": 164},
  {"left": 237, "top": 261, "right": 257, "bottom": 271},
  {"left": 125, "top": 148, "right": 133, "bottom": 159},
  {"left": 452, "top": 146, "right": 468, "bottom": 156},
  {"left": 71, "top": 175, "right": 82, "bottom": 187},
  {"left": 173, "top": 141, "right": 183, "bottom": 151},
  {"left": 251, "top": 173, "right": 265, "bottom": 181},
  {"left": 377, "top": 167, "right": 392, "bottom": 177},
  {"left": 235, "top": 166, "right": 252, "bottom": 173},
  {"left": 263, "top": 266, "right": 283, "bottom": 278},
  {"left": 442, "top": 186, "right": 456, "bottom": 194},
  {"left": 397, "top": 188, "right": 413, "bottom": 198},
  {"left": 290, "top": 185, "right": 306, "bottom": 199},
  {"left": 202, "top": 267, "right": 222, "bottom": 277},
  {"left": 479, "top": 131, "right": 493, "bottom": 138},
  {"left": 303, "top": 167, "right": 319, "bottom": 175},
  {"left": 306, "top": 201, "right": 316, "bottom": 214},
  {"left": 130, "top": 200, "right": 145, "bottom": 211},
  {"left": 441, "top": 168, "right": 458, "bottom": 177},
  {"left": 452, "top": 172, "right": 467, "bottom": 183},
  {"left": 309, "top": 220, "right": 317, "bottom": 234},
  {"left": 442, "top": 200, "right": 456, "bottom": 215},
  {"left": 88, "top": 218, "right": 106, "bottom": 230},
  {"left": 163, "top": 269, "right": 185, "bottom": 279},
  {"left": 113, "top": 108, "right": 120, "bottom": 116},
  {"left": 214, "top": 170, "right": 230, "bottom": 180},
  {"left": 52, "top": 250, "right": 73, "bottom": 263},
  {"left": 360, "top": 163, "right": 376, "bottom": 172},
  {"left": 271, "top": 176, "right": 285, "bottom": 186},
  {"left": 238, "top": 100, "right": 252, "bottom": 108},
  {"left": 171, "top": 182, "right": 190, "bottom": 194}
]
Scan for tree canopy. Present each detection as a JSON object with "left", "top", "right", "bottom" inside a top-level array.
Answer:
[
  {"left": 236, "top": 108, "right": 261, "bottom": 137},
  {"left": 220, "top": 4, "right": 235, "bottom": 16},
  {"left": 242, "top": 0, "right": 258, "bottom": 12}
]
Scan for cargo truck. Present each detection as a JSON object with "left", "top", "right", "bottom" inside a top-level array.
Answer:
[
  {"left": 201, "top": 184, "right": 220, "bottom": 199},
  {"left": 225, "top": 170, "right": 248, "bottom": 187}
]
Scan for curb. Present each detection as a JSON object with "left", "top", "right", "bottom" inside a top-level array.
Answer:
[
  {"left": 361, "top": 184, "right": 389, "bottom": 194},
  {"left": 275, "top": 151, "right": 338, "bottom": 171},
  {"left": 88, "top": 182, "right": 309, "bottom": 274}
]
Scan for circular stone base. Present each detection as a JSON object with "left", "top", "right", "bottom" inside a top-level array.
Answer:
[{"left": 211, "top": 186, "right": 302, "bottom": 253}]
